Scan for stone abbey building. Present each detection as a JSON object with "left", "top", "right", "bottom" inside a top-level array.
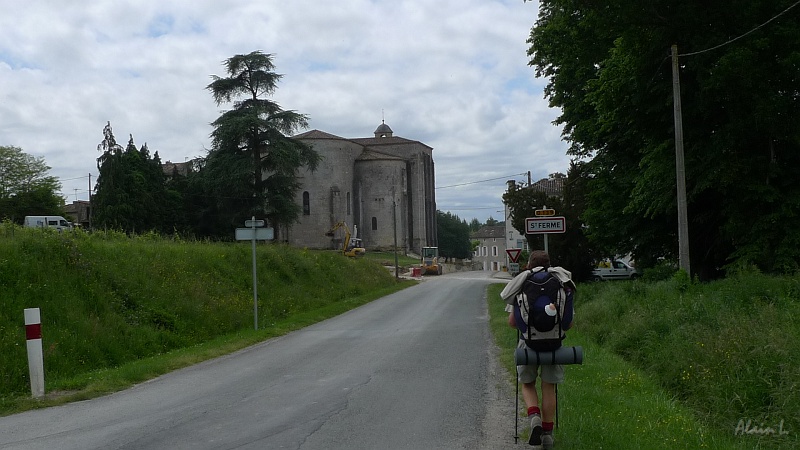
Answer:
[{"left": 285, "top": 122, "right": 437, "bottom": 255}]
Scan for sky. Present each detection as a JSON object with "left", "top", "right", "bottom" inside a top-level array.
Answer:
[{"left": 0, "top": 0, "right": 569, "bottom": 224}]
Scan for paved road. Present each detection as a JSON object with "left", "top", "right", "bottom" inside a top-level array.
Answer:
[{"left": 0, "top": 271, "right": 517, "bottom": 450}]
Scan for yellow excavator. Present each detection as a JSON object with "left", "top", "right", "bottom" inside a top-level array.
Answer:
[
  {"left": 325, "top": 221, "right": 366, "bottom": 257},
  {"left": 421, "top": 246, "right": 442, "bottom": 275}
]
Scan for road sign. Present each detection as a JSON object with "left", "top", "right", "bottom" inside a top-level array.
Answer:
[
  {"left": 534, "top": 209, "right": 556, "bottom": 216},
  {"left": 525, "top": 216, "right": 566, "bottom": 234},
  {"left": 506, "top": 248, "right": 522, "bottom": 263},
  {"left": 509, "top": 263, "right": 520, "bottom": 275},
  {"left": 235, "top": 227, "right": 274, "bottom": 241},
  {"left": 244, "top": 219, "right": 265, "bottom": 228},
  {"left": 237, "top": 219, "right": 274, "bottom": 331}
]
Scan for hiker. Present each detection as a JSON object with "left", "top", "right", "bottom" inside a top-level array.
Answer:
[{"left": 501, "top": 250, "right": 575, "bottom": 449}]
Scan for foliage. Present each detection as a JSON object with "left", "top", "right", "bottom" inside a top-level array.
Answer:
[
  {"left": 0, "top": 145, "right": 63, "bottom": 221},
  {"left": 502, "top": 169, "right": 598, "bottom": 281},
  {"left": 203, "top": 51, "right": 321, "bottom": 239},
  {"left": 640, "top": 260, "right": 679, "bottom": 282},
  {"left": 436, "top": 211, "right": 472, "bottom": 260},
  {"left": 93, "top": 123, "right": 179, "bottom": 233},
  {"left": 488, "top": 283, "right": 749, "bottom": 449},
  {"left": 528, "top": 0, "right": 800, "bottom": 278},
  {"left": 575, "top": 275, "right": 800, "bottom": 449},
  {"left": 484, "top": 216, "right": 500, "bottom": 226},
  {"left": 0, "top": 224, "right": 403, "bottom": 401}
]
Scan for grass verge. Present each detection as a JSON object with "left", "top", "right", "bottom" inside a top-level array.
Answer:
[
  {"left": 3, "top": 283, "right": 409, "bottom": 415},
  {"left": 487, "top": 282, "right": 794, "bottom": 449},
  {"left": 0, "top": 225, "right": 413, "bottom": 415}
]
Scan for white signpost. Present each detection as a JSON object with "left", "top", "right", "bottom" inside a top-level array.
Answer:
[
  {"left": 525, "top": 217, "right": 566, "bottom": 234},
  {"left": 235, "top": 216, "right": 274, "bottom": 330},
  {"left": 525, "top": 207, "right": 566, "bottom": 253},
  {"left": 235, "top": 227, "right": 274, "bottom": 241}
]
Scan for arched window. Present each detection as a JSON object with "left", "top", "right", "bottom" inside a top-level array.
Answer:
[
  {"left": 372, "top": 217, "right": 378, "bottom": 230},
  {"left": 303, "top": 192, "right": 310, "bottom": 215}
]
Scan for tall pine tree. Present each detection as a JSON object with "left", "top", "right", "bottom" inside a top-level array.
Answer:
[{"left": 205, "top": 51, "right": 321, "bottom": 239}]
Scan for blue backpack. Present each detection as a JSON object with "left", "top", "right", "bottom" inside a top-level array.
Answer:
[{"left": 512, "top": 269, "right": 567, "bottom": 351}]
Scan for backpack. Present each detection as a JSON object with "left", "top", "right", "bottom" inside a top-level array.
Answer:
[{"left": 512, "top": 269, "right": 567, "bottom": 351}]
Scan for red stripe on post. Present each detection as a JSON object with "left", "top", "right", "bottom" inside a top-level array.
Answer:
[{"left": 26, "top": 323, "right": 42, "bottom": 340}]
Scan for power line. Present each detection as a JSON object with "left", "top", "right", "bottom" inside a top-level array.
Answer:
[
  {"left": 439, "top": 206, "right": 503, "bottom": 211},
  {"left": 679, "top": 0, "right": 800, "bottom": 57},
  {"left": 58, "top": 175, "right": 92, "bottom": 182},
  {"left": 436, "top": 172, "right": 526, "bottom": 190}
]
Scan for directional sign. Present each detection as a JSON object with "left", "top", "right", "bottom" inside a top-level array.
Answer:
[
  {"left": 534, "top": 209, "right": 556, "bottom": 217},
  {"left": 244, "top": 219, "right": 265, "bottom": 228},
  {"left": 506, "top": 248, "right": 522, "bottom": 263},
  {"left": 525, "top": 216, "right": 566, "bottom": 234},
  {"left": 235, "top": 227, "right": 274, "bottom": 241}
]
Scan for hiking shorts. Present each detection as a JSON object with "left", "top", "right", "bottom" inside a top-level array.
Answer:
[{"left": 517, "top": 362, "right": 565, "bottom": 384}]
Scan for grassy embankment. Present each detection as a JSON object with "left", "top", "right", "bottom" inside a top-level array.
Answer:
[
  {"left": 0, "top": 224, "right": 417, "bottom": 415},
  {"left": 488, "top": 271, "right": 799, "bottom": 450}
]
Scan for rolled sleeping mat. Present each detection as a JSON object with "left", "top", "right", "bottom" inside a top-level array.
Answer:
[{"left": 514, "top": 346, "right": 584, "bottom": 366}]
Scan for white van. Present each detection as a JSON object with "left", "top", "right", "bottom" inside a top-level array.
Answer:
[
  {"left": 591, "top": 260, "right": 639, "bottom": 281},
  {"left": 23, "top": 216, "right": 73, "bottom": 232}
]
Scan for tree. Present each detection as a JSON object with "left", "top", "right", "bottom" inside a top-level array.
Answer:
[
  {"left": 0, "top": 145, "right": 63, "bottom": 221},
  {"left": 93, "top": 123, "right": 172, "bottom": 233},
  {"left": 436, "top": 211, "right": 473, "bottom": 260},
  {"left": 485, "top": 216, "right": 500, "bottom": 227},
  {"left": 502, "top": 169, "right": 598, "bottom": 281},
  {"left": 528, "top": 0, "right": 800, "bottom": 277},
  {"left": 206, "top": 51, "right": 321, "bottom": 239}
]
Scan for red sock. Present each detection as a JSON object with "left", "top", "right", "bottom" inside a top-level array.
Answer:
[
  {"left": 543, "top": 421, "right": 554, "bottom": 432},
  {"left": 527, "top": 406, "right": 541, "bottom": 416}
]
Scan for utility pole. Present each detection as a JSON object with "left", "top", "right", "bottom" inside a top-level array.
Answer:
[
  {"left": 393, "top": 189, "right": 399, "bottom": 279},
  {"left": 671, "top": 44, "right": 691, "bottom": 276},
  {"left": 88, "top": 173, "right": 93, "bottom": 229}
]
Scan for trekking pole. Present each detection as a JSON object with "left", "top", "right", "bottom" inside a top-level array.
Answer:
[
  {"left": 555, "top": 384, "right": 559, "bottom": 429},
  {"left": 514, "top": 330, "right": 520, "bottom": 443}
]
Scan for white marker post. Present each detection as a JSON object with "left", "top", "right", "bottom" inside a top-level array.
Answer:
[{"left": 24, "top": 308, "right": 45, "bottom": 398}]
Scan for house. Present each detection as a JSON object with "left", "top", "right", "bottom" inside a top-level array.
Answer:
[
  {"left": 162, "top": 160, "right": 195, "bottom": 178},
  {"left": 64, "top": 200, "right": 91, "bottom": 228},
  {"left": 285, "top": 122, "right": 437, "bottom": 255},
  {"left": 471, "top": 225, "right": 507, "bottom": 271}
]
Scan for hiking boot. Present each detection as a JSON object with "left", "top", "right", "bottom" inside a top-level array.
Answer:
[
  {"left": 528, "top": 414, "right": 543, "bottom": 447},
  {"left": 542, "top": 432, "right": 554, "bottom": 450}
]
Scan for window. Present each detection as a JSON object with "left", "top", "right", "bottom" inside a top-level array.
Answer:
[
  {"left": 482, "top": 246, "right": 488, "bottom": 257},
  {"left": 492, "top": 246, "right": 498, "bottom": 257},
  {"left": 302, "top": 192, "right": 310, "bottom": 215},
  {"left": 347, "top": 192, "right": 351, "bottom": 215},
  {"left": 372, "top": 217, "right": 378, "bottom": 230}
]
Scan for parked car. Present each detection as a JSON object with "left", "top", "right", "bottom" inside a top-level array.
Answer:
[
  {"left": 23, "top": 216, "right": 73, "bottom": 232},
  {"left": 591, "top": 260, "right": 639, "bottom": 281}
]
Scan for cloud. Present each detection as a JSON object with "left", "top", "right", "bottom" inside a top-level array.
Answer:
[{"left": 0, "top": 0, "right": 568, "bottom": 221}]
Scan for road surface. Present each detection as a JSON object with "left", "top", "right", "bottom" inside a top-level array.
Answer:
[{"left": 0, "top": 271, "right": 518, "bottom": 449}]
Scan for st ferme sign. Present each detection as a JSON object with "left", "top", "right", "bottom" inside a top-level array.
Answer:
[{"left": 525, "top": 216, "right": 566, "bottom": 234}]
